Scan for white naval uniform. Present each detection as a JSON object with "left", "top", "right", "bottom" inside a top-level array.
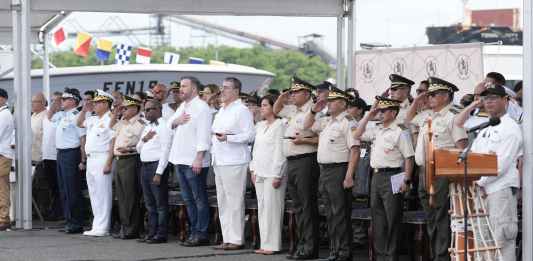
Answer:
[{"left": 83, "top": 112, "right": 114, "bottom": 234}]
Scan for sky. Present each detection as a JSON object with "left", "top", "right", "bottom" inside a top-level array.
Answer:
[{"left": 54, "top": 0, "right": 523, "bottom": 56}]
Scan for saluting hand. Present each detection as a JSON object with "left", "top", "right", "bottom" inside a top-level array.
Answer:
[{"left": 312, "top": 99, "right": 327, "bottom": 114}]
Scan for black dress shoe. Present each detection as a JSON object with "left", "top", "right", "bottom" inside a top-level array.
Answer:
[
  {"left": 137, "top": 236, "right": 153, "bottom": 243},
  {"left": 146, "top": 237, "right": 167, "bottom": 244},
  {"left": 65, "top": 228, "right": 83, "bottom": 234},
  {"left": 182, "top": 238, "right": 210, "bottom": 247},
  {"left": 121, "top": 234, "right": 139, "bottom": 240},
  {"left": 287, "top": 254, "right": 318, "bottom": 260}
]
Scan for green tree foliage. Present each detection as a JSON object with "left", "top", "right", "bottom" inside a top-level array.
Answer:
[{"left": 32, "top": 45, "right": 333, "bottom": 90}]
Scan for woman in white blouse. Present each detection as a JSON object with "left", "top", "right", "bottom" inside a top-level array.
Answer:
[{"left": 250, "top": 95, "right": 287, "bottom": 255}]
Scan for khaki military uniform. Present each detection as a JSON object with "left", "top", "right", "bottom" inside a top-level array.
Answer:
[
  {"left": 278, "top": 99, "right": 320, "bottom": 257},
  {"left": 113, "top": 115, "right": 145, "bottom": 237},
  {"left": 362, "top": 122, "right": 414, "bottom": 261},
  {"left": 395, "top": 99, "right": 411, "bottom": 125},
  {"left": 414, "top": 104, "right": 467, "bottom": 261},
  {"left": 312, "top": 111, "right": 357, "bottom": 260}
]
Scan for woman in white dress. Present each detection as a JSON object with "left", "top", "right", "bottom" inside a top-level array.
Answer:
[{"left": 250, "top": 95, "right": 287, "bottom": 255}]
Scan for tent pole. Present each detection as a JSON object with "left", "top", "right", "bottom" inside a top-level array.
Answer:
[
  {"left": 336, "top": 13, "right": 345, "bottom": 89},
  {"left": 20, "top": 0, "right": 33, "bottom": 230},
  {"left": 346, "top": 0, "right": 355, "bottom": 90},
  {"left": 522, "top": 0, "right": 533, "bottom": 259},
  {"left": 42, "top": 31, "right": 50, "bottom": 103}
]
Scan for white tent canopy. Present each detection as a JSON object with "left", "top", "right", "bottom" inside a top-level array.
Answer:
[
  {"left": 1, "top": 0, "right": 343, "bottom": 16},
  {"left": 0, "top": 11, "right": 60, "bottom": 44}
]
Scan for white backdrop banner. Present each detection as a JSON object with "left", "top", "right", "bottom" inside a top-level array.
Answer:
[{"left": 354, "top": 43, "right": 484, "bottom": 103}]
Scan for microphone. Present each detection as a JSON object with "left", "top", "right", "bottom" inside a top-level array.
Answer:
[{"left": 466, "top": 117, "right": 500, "bottom": 133}]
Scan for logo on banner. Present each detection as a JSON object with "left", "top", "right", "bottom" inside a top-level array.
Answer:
[
  {"left": 361, "top": 60, "right": 375, "bottom": 83},
  {"left": 456, "top": 55, "right": 470, "bottom": 79},
  {"left": 425, "top": 56, "right": 438, "bottom": 77},
  {"left": 392, "top": 58, "right": 406, "bottom": 75}
]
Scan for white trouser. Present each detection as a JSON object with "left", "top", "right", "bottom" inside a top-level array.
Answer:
[
  {"left": 86, "top": 153, "right": 113, "bottom": 233},
  {"left": 213, "top": 164, "right": 248, "bottom": 245},
  {"left": 486, "top": 187, "right": 518, "bottom": 261},
  {"left": 255, "top": 175, "right": 287, "bottom": 251}
]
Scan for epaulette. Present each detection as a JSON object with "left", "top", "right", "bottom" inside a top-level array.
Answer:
[
  {"left": 449, "top": 105, "right": 462, "bottom": 115},
  {"left": 72, "top": 110, "right": 79, "bottom": 115},
  {"left": 397, "top": 123, "right": 408, "bottom": 130},
  {"left": 345, "top": 115, "right": 354, "bottom": 121},
  {"left": 475, "top": 111, "right": 489, "bottom": 118},
  {"left": 137, "top": 119, "right": 146, "bottom": 125}
]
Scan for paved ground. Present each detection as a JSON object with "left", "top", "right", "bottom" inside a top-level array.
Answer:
[{"left": 0, "top": 227, "right": 377, "bottom": 261}]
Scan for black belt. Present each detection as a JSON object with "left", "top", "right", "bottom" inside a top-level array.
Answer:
[
  {"left": 57, "top": 147, "right": 80, "bottom": 152},
  {"left": 373, "top": 167, "right": 401, "bottom": 174},
  {"left": 286, "top": 152, "right": 316, "bottom": 161},
  {"left": 141, "top": 161, "right": 159, "bottom": 165},
  {"left": 115, "top": 154, "right": 139, "bottom": 160},
  {"left": 320, "top": 162, "right": 348, "bottom": 169}
]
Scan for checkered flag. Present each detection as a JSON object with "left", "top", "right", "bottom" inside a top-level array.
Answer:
[{"left": 115, "top": 44, "right": 133, "bottom": 65}]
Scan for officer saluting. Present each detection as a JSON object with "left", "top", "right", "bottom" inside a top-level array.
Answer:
[
  {"left": 354, "top": 96, "right": 415, "bottom": 260},
  {"left": 303, "top": 87, "right": 358, "bottom": 261},
  {"left": 388, "top": 74, "right": 415, "bottom": 124},
  {"left": 109, "top": 95, "right": 145, "bottom": 239},
  {"left": 47, "top": 88, "right": 86, "bottom": 234},
  {"left": 77, "top": 90, "right": 115, "bottom": 237},
  {"left": 406, "top": 77, "right": 468, "bottom": 261},
  {"left": 273, "top": 77, "right": 320, "bottom": 260}
]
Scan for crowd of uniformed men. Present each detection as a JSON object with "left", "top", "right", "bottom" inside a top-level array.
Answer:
[{"left": 0, "top": 70, "right": 524, "bottom": 261}]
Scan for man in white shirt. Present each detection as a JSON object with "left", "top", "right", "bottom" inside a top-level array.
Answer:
[
  {"left": 31, "top": 92, "right": 47, "bottom": 164},
  {"left": 211, "top": 77, "right": 255, "bottom": 250},
  {"left": 471, "top": 84, "right": 522, "bottom": 261},
  {"left": 77, "top": 90, "right": 115, "bottom": 237},
  {"left": 0, "top": 88, "right": 14, "bottom": 231},
  {"left": 168, "top": 76, "right": 212, "bottom": 247},
  {"left": 48, "top": 88, "right": 87, "bottom": 234},
  {"left": 137, "top": 99, "right": 173, "bottom": 244}
]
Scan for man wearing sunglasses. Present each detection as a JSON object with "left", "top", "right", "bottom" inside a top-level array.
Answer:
[
  {"left": 408, "top": 77, "right": 468, "bottom": 261},
  {"left": 470, "top": 84, "right": 522, "bottom": 261},
  {"left": 388, "top": 74, "right": 415, "bottom": 124}
]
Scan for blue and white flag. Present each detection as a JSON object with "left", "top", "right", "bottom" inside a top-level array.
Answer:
[
  {"left": 188, "top": 57, "right": 205, "bottom": 64},
  {"left": 115, "top": 44, "right": 133, "bottom": 65},
  {"left": 164, "top": 52, "right": 180, "bottom": 65}
]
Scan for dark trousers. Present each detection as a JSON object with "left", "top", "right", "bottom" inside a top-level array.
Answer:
[
  {"left": 36, "top": 160, "right": 62, "bottom": 218},
  {"left": 56, "top": 148, "right": 84, "bottom": 230},
  {"left": 419, "top": 166, "right": 450, "bottom": 261},
  {"left": 286, "top": 154, "right": 320, "bottom": 256},
  {"left": 140, "top": 161, "right": 169, "bottom": 240},
  {"left": 319, "top": 163, "right": 353, "bottom": 259},
  {"left": 175, "top": 165, "right": 210, "bottom": 240},
  {"left": 371, "top": 170, "right": 403, "bottom": 261},
  {"left": 114, "top": 155, "right": 142, "bottom": 236}
]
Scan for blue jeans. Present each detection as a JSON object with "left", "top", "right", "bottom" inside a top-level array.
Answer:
[
  {"left": 140, "top": 162, "right": 169, "bottom": 239},
  {"left": 175, "top": 165, "right": 209, "bottom": 240},
  {"left": 56, "top": 148, "right": 84, "bottom": 230}
]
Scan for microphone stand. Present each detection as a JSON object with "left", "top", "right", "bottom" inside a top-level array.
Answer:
[{"left": 457, "top": 131, "right": 477, "bottom": 261}]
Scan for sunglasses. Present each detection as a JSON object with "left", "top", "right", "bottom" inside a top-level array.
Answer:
[
  {"left": 428, "top": 91, "right": 447, "bottom": 97},
  {"left": 145, "top": 107, "right": 158, "bottom": 112}
]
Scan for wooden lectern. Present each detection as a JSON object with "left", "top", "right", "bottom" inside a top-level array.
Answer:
[
  {"left": 424, "top": 118, "right": 498, "bottom": 196},
  {"left": 424, "top": 118, "right": 501, "bottom": 261}
]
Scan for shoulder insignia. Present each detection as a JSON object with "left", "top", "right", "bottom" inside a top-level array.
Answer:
[
  {"left": 476, "top": 111, "right": 489, "bottom": 118},
  {"left": 72, "top": 110, "right": 79, "bottom": 115},
  {"left": 397, "top": 123, "right": 408, "bottom": 130},
  {"left": 137, "top": 119, "right": 146, "bottom": 125},
  {"left": 449, "top": 105, "right": 462, "bottom": 115}
]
